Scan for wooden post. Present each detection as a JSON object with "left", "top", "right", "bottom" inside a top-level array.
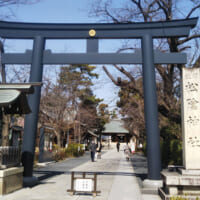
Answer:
[
  {"left": 70, "top": 172, "right": 74, "bottom": 195},
  {"left": 93, "top": 173, "right": 97, "bottom": 197}
]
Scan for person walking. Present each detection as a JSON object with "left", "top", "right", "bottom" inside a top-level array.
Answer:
[
  {"left": 97, "top": 142, "right": 103, "bottom": 159},
  {"left": 89, "top": 140, "right": 97, "bottom": 162},
  {"left": 116, "top": 142, "right": 120, "bottom": 152},
  {"left": 130, "top": 142, "right": 135, "bottom": 154},
  {"left": 124, "top": 142, "right": 131, "bottom": 161}
]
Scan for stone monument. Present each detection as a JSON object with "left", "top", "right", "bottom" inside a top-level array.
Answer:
[
  {"left": 182, "top": 68, "right": 200, "bottom": 171},
  {"left": 159, "top": 68, "right": 200, "bottom": 199}
]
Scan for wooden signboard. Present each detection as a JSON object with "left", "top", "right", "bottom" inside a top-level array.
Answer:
[{"left": 67, "top": 172, "right": 101, "bottom": 197}]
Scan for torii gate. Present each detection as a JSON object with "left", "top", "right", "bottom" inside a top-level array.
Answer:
[{"left": 0, "top": 18, "right": 198, "bottom": 186}]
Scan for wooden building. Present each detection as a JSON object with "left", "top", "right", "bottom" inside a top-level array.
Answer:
[{"left": 102, "top": 119, "right": 130, "bottom": 143}]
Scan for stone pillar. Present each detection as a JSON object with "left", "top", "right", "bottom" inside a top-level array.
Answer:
[
  {"left": 38, "top": 127, "right": 45, "bottom": 163},
  {"left": 182, "top": 68, "right": 200, "bottom": 170},
  {"left": 141, "top": 34, "right": 161, "bottom": 180},
  {"left": 22, "top": 36, "right": 45, "bottom": 186}
]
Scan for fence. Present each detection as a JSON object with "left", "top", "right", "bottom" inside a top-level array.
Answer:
[{"left": 0, "top": 146, "right": 21, "bottom": 169}]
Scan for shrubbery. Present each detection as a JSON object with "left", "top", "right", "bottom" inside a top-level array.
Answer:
[
  {"left": 143, "top": 138, "right": 182, "bottom": 168},
  {"left": 161, "top": 138, "right": 182, "bottom": 167},
  {"left": 52, "top": 148, "right": 66, "bottom": 162},
  {"left": 170, "top": 196, "right": 200, "bottom": 200},
  {"left": 65, "top": 143, "right": 85, "bottom": 157},
  {"left": 52, "top": 143, "right": 85, "bottom": 162},
  {"left": 160, "top": 123, "right": 182, "bottom": 167}
]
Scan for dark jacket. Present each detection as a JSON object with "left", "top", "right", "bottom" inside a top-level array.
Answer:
[{"left": 89, "top": 142, "right": 97, "bottom": 152}]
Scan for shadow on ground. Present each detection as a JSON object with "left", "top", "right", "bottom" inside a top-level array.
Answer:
[
  {"left": 34, "top": 170, "right": 144, "bottom": 182},
  {"left": 130, "top": 153, "right": 148, "bottom": 181},
  {"left": 33, "top": 150, "right": 148, "bottom": 187}
]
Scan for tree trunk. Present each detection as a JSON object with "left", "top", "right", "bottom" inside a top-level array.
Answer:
[
  {"left": 55, "top": 129, "right": 61, "bottom": 149},
  {"left": 2, "top": 114, "right": 10, "bottom": 146},
  {"left": 0, "top": 41, "right": 10, "bottom": 146}
]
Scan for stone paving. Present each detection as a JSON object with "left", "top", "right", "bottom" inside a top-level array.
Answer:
[{"left": 0, "top": 144, "right": 161, "bottom": 200}]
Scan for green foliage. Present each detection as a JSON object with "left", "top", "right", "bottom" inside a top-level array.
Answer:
[
  {"left": 170, "top": 196, "right": 200, "bottom": 200},
  {"left": 59, "top": 64, "right": 98, "bottom": 91},
  {"left": 160, "top": 121, "right": 181, "bottom": 140},
  {"left": 52, "top": 143, "right": 85, "bottom": 162},
  {"left": 161, "top": 139, "right": 182, "bottom": 166},
  {"left": 143, "top": 141, "right": 147, "bottom": 156},
  {"left": 65, "top": 143, "right": 84, "bottom": 157},
  {"left": 143, "top": 138, "right": 182, "bottom": 167},
  {"left": 53, "top": 148, "right": 66, "bottom": 162},
  {"left": 96, "top": 103, "right": 110, "bottom": 133},
  {"left": 80, "top": 90, "right": 102, "bottom": 107},
  {"left": 160, "top": 121, "right": 182, "bottom": 167}
]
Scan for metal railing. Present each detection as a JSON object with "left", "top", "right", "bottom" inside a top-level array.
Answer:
[{"left": 0, "top": 146, "right": 21, "bottom": 169}]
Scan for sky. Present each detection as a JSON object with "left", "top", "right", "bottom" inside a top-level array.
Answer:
[
  {"left": 2, "top": 0, "right": 126, "bottom": 110},
  {"left": 1, "top": 0, "right": 200, "bottom": 111},
  {"left": 11, "top": 0, "right": 98, "bottom": 23}
]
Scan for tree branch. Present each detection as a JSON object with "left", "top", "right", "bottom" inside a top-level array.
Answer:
[
  {"left": 186, "top": 4, "right": 200, "bottom": 19},
  {"left": 102, "top": 66, "right": 118, "bottom": 85},
  {"left": 131, "top": 0, "right": 148, "bottom": 21},
  {"left": 158, "top": 104, "right": 181, "bottom": 124},
  {"left": 104, "top": 4, "right": 120, "bottom": 23},
  {"left": 155, "top": 64, "right": 166, "bottom": 79},
  {"left": 103, "top": 65, "right": 143, "bottom": 98},
  {"left": 0, "top": 0, "right": 39, "bottom": 7},
  {"left": 178, "top": 34, "right": 200, "bottom": 46},
  {"left": 155, "top": 0, "right": 168, "bottom": 19},
  {"left": 113, "top": 64, "right": 136, "bottom": 84},
  {"left": 178, "top": 46, "right": 191, "bottom": 52}
]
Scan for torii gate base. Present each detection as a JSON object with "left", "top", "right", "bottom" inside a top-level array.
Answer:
[{"left": 0, "top": 18, "right": 197, "bottom": 187}]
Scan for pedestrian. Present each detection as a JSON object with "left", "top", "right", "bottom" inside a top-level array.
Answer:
[
  {"left": 130, "top": 142, "right": 135, "bottom": 154},
  {"left": 116, "top": 142, "right": 120, "bottom": 152},
  {"left": 89, "top": 140, "right": 97, "bottom": 162},
  {"left": 97, "top": 143, "right": 103, "bottom": 159},
  {"left": 124, "top": 142, "right": 131, "bottom": 161}
]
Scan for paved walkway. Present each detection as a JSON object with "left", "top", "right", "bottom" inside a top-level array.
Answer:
[{"left": 0, "top": 145, "right": 161, "bottom": 200}]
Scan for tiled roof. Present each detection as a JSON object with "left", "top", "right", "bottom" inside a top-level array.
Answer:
[
  {"left": 102, "top": 119, "right": 129, "bottom": 134},
  {"left": 0, "top": 83, "right": 40, "bottom": 114}
]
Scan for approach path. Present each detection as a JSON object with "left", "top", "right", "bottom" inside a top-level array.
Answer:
[{"left": 1, "top": 144, "right": 161, "bottom": 200}]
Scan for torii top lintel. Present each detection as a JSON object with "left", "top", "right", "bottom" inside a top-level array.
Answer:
[{"left": 0, "top": 17, "right": 198, "bottom": 39}]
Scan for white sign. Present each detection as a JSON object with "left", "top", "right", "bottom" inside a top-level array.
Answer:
[{"left": 75, "top": 179, "right": 93, "bottom": 192}]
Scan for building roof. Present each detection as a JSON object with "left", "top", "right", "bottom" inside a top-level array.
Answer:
[
  {"left": 88, "top": 130, "right": 98, "bottom": 138},
  {"left": 0, "top": 89, "right": 21, "bottom": 105},
  {"left": 0, "top": 83, "right": 41, "bottom": 114},
  {"left": 102, "top": 119, "right": 129, "bottom": 135},
  {"left": 0, "top": 83, "right": 36, "bottom": 93}
]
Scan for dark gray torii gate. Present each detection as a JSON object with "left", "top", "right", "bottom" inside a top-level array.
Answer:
[{"left": 0, "top": 18, "right": 197, "bottom": 185}]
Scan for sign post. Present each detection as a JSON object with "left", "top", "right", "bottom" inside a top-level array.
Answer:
[{"left": 67, "top": 172, "right": 100, "bottom": 197}]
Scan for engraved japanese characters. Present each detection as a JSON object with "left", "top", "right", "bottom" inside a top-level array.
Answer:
[{"left": 182, "top": 68, "right": 200, "bottom": 169}]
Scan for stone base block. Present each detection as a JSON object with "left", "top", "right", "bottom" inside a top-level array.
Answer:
[
  {"left": 159, "top": 188, "right": 200, "bottom": 200},
  {"left": 142, "top": 179, "right": 163, "bottom": 194},
  {"left": 167, "top": 186, "right": 178, "bottom": 195},
  {"left": 0, "top": 167, "right": 23, "bottom": 195},
  {"left": 159, "top": 170, "right": 200, "bottom": 200},
  {"left": 143, "top": 179, "right": 163, "bottom": 188},
  {"left": 161, "top": 171, "right": 200, "bottom": 186},
  {"left": 179, "top": 169, "right": 200, "bottom": 176}
]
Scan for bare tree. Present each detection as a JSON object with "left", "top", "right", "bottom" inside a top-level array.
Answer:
[
  {"left": 0, "top": 0, "right": 40, "bottom": 146},
  {"left": 39, "top": 75, "right": 71, "bottom": 149},
  {"left": 90, "top": 0, "right": 200, "bottom": 139}
]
